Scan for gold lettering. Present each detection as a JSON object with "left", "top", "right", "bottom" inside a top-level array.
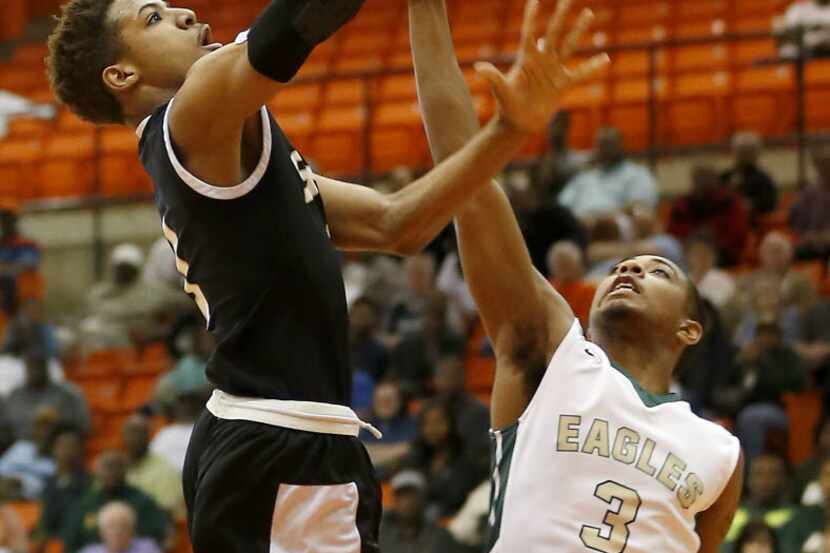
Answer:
[
  {"left": 581, "top": 419, "right": 611, "bottom": 457},
  {"left": 612, "top": 427, "right": 640, "bottom": 465},
  {"left": 657, "top": 453, "right": 687, "bottom": 491},
  {"left": 677, "top": 473, "right": 704, "bottom": 509},
  {"left": 636, "top": 439, "right": 658, "bottom": 476},
  {"left": 557, "top": 415, "right": 582, "bottom": 452}
]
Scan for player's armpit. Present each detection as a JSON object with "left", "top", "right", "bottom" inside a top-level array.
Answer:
[{"left": 695, "top": 450, "right": 745, "bottom": 553}]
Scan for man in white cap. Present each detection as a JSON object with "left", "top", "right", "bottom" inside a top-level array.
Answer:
[
  {"left": 379, "top": 470, "right": 465, "bottom": 553},
  {"left": 81, "top": 243, "right": 182, "bottom": 350}
]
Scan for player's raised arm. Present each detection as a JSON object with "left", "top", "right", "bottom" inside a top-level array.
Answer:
[
  {"left": 410, "top": 0, "right": 607, "bottom": 427},
  {"left": 312, "top": 1, "right": 603, "bottom": 258},
  {"left": 168, "top": 1, "right": 364, "bottom": 159}
]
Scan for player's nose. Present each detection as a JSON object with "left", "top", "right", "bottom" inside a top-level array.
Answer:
[
  {"left": 172, "top": 7, "right": 198, "bottom": 29},
  {"left": 617, "top": 259, "right": 645, "bottom": 277}
]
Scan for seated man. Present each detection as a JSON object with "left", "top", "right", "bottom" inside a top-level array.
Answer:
[
  {"left": 0, "top": 406, "right": 57, "bottom": 499},
  {"left": 122, "top": 414, "right": 185, "bottom": 520},
  {"left": 546, "top": 240, "right": 596, "bottom": 328},
  {"left": 5, "top": 349, "right": 90, "bottom": 438},
  {"left": 61, "top": 451, "right": 170, "bottom": 553},
  {"left": 79, "top": 501, "right": 162, "bottom": 553},
  {"left": 721, "top": 131, "right": 779, "bottom": 220},
  {"left": 558, "top": 127, "right": 658, "bottom": 222},
  {"left": 776, "top": 0, "right": 830, "bottom": 58},
  {"left": 790, "top": 146, "right": 830, "bottom": 262},
  {"left": 668, "top": 164, "right": 749, "bottom": 266}
]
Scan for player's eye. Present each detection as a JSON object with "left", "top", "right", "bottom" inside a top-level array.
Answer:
[
  {"left": 147, "top": 11, "right": 162, "bottom": 25},
  {"left": 652, "top": 268, "right": 669, "bottom": 278}
]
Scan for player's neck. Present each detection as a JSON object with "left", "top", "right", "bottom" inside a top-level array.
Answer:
[
  {"left": 596, "top": 334, "right": 677, "bottom": 395},
  {"left": 123, "top": 87, "right": 178, "bottom": 129}
]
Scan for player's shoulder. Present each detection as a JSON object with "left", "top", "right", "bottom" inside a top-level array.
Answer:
[{"left": 136, "top": 101, "right": 172, "bottom": 149}]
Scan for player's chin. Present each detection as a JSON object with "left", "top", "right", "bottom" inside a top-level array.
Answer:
[{"left": 596, "top": 296, "right": 645, "bottom": 320}]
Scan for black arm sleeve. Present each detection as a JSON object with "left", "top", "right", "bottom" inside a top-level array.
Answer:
[{"left": 247, "top": 0, "right": 366, "bottom": 82}]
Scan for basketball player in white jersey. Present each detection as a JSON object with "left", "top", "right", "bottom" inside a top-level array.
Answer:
[{"left": 409, "top": 0, "right": 744, "bottom": 551}]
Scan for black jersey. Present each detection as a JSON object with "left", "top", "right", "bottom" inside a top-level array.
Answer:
[{"left": 137, "top": 101, "right": 351, "bottom": 405}]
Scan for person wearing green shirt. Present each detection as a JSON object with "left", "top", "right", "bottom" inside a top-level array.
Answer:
[
  {"left": 781, "top": 457, "right": 830, "bottom": 553},
  {"left": 61, "top": 451, "right": 170, "bottom": 553},
  {"left": 724, "top": 452, "right": 799, "bottom": 552}
]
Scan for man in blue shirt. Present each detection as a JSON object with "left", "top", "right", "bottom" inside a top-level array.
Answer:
[{"left": 558, "top": 127, "right": 658, "bottom": 220}]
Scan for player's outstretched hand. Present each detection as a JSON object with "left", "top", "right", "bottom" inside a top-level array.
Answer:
[{"left": 476, "top": 0, "right": 610, "bottom": 136}]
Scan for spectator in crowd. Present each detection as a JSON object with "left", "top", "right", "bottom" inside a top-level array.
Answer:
[
  {"left": 122, "top": 414, "right": 185, "bottom": 521},
  {"left": 149, "top": 392, "right": 203, "bottom": 472},
  {"left": 735, "top": 278, "right": 802, "bottom": 349},
  {"left": 61, "top": 451, "right": 169, "bottom": 553},
  {"left": 794, "top": 419, "right": 830, "bottom": 506},
  {"left": 79, "top": 501, "right": 162, "bottom": 553},
  {"left": 433, "top": 356, "right": 490, "bottom": 463},
  {"left": 781, "top": 457, "right": 830, "bottom": 553},
  {"left": 791, "top": 146, "right": 830, "bottom": 262},
  {"left": 0, "top": 199, "right": 41, "bottom": 314},
  {"left": 797, "top": 300, "right": 830, "bottom": 403},
  {"left": 152, "top": 324, "right": 212, "bottom": 418},
  {"left": 685, "top": 234, "right": 737, "bottom": 310},
  {"left": 675, "top": 300, "right": 740, "bottom": 418},
  {"left": 389, "top": 291, "right": 463, "bottom": 398},
  {"left": 547, "top": 241, "right": 596, "bottom": 328},
  {"left": 378, "top": 470, "right": 466, "bottom": 553},
  {"left": 350, "top": 296, "right": 389, "bottom": 384},
  {"left": 534, "top": 110, "right": 588, "bottom": 202},
  {"left": 775, "top": 0, "right": 830, "bottom": 58},
  {"left": 2, "top": 298, "right": 60, "bottom": 359},
  {"left": 586, "top": 206, "right": 684, "bottom": 279},
  {"left": 726, "top": 452, "right": 797, "bottom": 545},
  {"left": 81, "top": 244, "right": 181, "bottom": 351},
  {"left": 387, "top": 254, "right": 438, "bottom": 337},
  {"left": 506, "top": 169, "right": 586, "bottom": 277},
  {"left": 734, "top": 320, "right": 807, "bottom": 465},
  {"left": 721, "top": 131, "right": 779, "bottom": 220},
  {"left": 558, "top": 127, "right": 658, "bottom": 221},
  {"left": 733, "top": 520, "right": 782, "bottom": 553},
  {"left": 0, "top": 502, "right": 28, "bottom": 553},
  {"left": 668, "top": 164, "right": 750, "bottom": 266},
  {"left": 748, "top": 232, "right": 816, "bottom": 315},
  {"left": 404, "top": 400, "right": 483, "bottom": 519},
  {"left": 360, "top": 380, "right": 417, "bottom": 478},
  {"left": 5, "top": 349, "right": 89, "bottom": 438},
  {"left": 0, "top": 406, "right": 57, "bottom": 499},
  {"left": 34, "top": 425, "right": 90, "bottom": 547}
]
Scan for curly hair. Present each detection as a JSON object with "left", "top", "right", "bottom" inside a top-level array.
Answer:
[{"left": 46, "top": 0, "right": 125, "bottom": 124}]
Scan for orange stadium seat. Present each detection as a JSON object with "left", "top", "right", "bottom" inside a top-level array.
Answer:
[
  {"left": 123, "top": 374, "right": 160, "bottom": 409},
  {"left": 732, "top": 65, "right": 796, "bottom": 136},
  {"left": 7, "top": 501, "right": 41, "bottom": 533},
  {"left": 379, "top": 74, "right": 417, "bottom": 102},
  {"left": 323, "top": 79, "right": 367, "bottom": 107},
  {"left": 272, "top": 83, "right": 322, "bottom": 114}
]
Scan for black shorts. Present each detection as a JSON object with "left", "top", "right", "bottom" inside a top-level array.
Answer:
[{"left": 183, "top": 409, "right": 382, "bottom": 553}]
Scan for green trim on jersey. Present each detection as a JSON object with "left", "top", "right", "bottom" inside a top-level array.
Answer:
[
  {"left": 486, "top": 422, "right": 518, "bottom": 552},
  {"left": 611, "top": 362, "right": 683, "bottom": 408}
]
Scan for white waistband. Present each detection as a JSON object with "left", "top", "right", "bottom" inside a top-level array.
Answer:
[{"left": 206, "top": 390, "right": 382, "bottom": 439}]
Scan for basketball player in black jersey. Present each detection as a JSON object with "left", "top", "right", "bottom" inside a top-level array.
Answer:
[{"left": 46, "top": 1, "right": 607, "bottom": 551}]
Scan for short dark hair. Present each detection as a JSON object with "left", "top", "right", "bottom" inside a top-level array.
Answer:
[
  {"left": 685, "top": 278, "right": 706, "bottom": 334},
  {"left": 47, "top": 0, "right": 125, "bottom": 124}
]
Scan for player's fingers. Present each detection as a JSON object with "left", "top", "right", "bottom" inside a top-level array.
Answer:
[
  {"left": 519, "top": 0, "right": 542, "bottom": 56},
  {"left": 475, "top": 61, "right": 511, "bottom": 104},
  {"left": 560, "top": 8, "right": 594, "bottom": 61},
  {"left": 566, "top": 53, "right": 611, "bottom": 84},
  {"left": 544, "top": 0, "right": 573, "bottom": 54}
]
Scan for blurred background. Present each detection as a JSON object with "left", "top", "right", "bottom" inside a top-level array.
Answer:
[{"left": 1, "top": 0, "right": 830, "bottom": 552}]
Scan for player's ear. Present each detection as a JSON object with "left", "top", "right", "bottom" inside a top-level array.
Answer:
[
  {"left": 102, "top": 62, "right": 140, "bottom": 94},
  {"left": 677, "top": 318, "right": 702, "bottom": 347}
]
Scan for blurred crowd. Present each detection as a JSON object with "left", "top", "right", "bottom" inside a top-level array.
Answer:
[{"left": 0, "top": 110, "right": 828, "bottom": 553}]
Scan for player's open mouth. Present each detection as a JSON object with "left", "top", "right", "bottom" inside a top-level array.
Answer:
[
  {"left": 199, "top": 25, "right": 222, "bottom": 51},
  {"left": 606, "top": 276, "right": 640, "bottom": 297}
]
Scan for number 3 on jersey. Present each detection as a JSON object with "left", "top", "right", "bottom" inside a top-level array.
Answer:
[{"left": 580, "top": 481, "right": 642, "bottom": 553}]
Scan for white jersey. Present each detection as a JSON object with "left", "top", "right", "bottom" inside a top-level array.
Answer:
[{"left": 487, "top": 321, "right": 740, "bottom": 553}]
